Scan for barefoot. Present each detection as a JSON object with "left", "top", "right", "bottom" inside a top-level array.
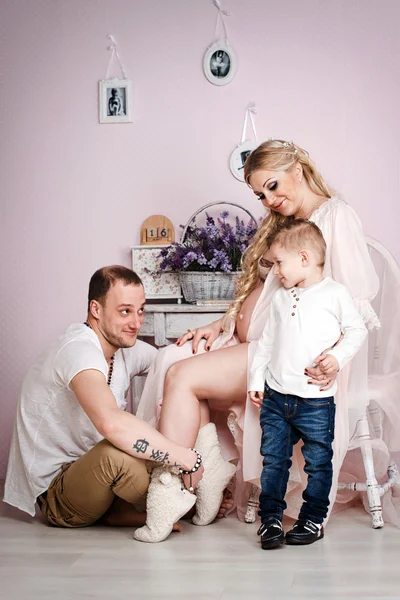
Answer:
[
  {"left": 172, "top": 522, "right": 184, "bottom": 533},
  {"left": 217, "top": 488, "right": 233, "bottom": 519},
  {"left": 100, "top": 499, "right": 147, "bottom": 527}
]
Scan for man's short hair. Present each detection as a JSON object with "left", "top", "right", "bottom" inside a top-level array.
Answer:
[
  {"left": 88, "top": 265, "right": 143, "bottom": 311},
  {"left": 265, "top": 219, "right": 326, "bottom": 268}
]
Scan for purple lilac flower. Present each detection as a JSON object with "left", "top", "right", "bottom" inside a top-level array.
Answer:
[
  {"left": 205, "top": 214, "right": 215, "bottom": 226},
  {"left": 197, "top": 253, "right": 208, "bottom": 265},
  {"left": 183, "top": 251, "right": 198, "bottom": 268},
  {"left": 156, "top": 209, "right": 258, "bottom": 273}
]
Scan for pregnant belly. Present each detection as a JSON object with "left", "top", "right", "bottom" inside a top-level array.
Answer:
[{"left": 235, "top": 284, "right": 264, "bottom": 343}]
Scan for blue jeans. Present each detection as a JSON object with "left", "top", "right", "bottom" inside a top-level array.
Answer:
[{"left": 259, "top": 383, "right": 335, "bottom": 525}]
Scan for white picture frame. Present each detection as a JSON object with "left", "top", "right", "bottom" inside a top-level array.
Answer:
[
  {"left": 203, "top": 39, "right": 237, "bottom": 86},
  {"left": 99, "top": 78, "right": 133, "bottom": 123},
  {"left": 132, "top": 245, "right": 183, "bottom": 302},
  {"left": 229, "top": 140, "right": 257, "bottom": 182}
]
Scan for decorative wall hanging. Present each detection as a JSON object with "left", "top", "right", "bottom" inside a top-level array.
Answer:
[
  {"left": 229, "top": 104, "right": 258, "bottom": 182},
  {"left": 99, "top": 35, "right": 133, "bottom": 123},
  {"left": 140, "top": 215, "right": 175, "bottom": 245},
  {"left": 203, "top": 1, "right": 237, "bottom": 86}
]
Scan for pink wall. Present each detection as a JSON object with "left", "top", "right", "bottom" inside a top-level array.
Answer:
[{"left": 1, "top": 0, "right": 399, "bottom": 477}]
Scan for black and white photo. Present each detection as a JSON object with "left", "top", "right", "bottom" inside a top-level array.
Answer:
[
  {"left": 210, "top": 50, "right": 230, "bottom": 79},
  {"left": 203, "top": 40, "right": 237, "bottom": 86},
  {"left": 107, "top": 87, "right": 126, "bottom": 116}
]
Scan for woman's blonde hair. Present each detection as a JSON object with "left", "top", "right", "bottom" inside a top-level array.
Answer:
[{"left": 223, "top": 140, "right": 331, "bottom": 328}]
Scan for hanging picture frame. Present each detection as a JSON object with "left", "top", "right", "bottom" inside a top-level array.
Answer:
[
  {"left": 203, "top": 1, "right": 237, "bottom": 87},
  {"left": 229, "top": 139, "right": 256, "bottom": 182},
  {"left": 99, "top": 78, "right": 133, "bottom": 123},
  {"left": 203, "top": 39, "right": 237, "bottom": 87}
]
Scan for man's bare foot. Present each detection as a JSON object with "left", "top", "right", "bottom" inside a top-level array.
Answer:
[
  {"left": 217, "top": 487, "right": 233, "bottom": 519},
  {"left": 100, "top": 501, "right": 147, "bottom": 527},
  {"left": 172, "top": 522, "right": 183, "bottom": 533}
]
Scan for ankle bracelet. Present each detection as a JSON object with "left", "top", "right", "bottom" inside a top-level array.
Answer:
[{"left": 179, "top": 449, "right": 202, "bottom": 493}]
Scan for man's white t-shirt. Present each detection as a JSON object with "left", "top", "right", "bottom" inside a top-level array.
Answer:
[{"left": 3, "top": 324, "right": 157, "bottom": 516}]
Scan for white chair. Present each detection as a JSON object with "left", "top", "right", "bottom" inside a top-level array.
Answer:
[
  {"left": 337, "top": 236, "right": 400, "bottom": 528},
  {"left": 244, "top": 236, "right": 400, "bottom": 527}
]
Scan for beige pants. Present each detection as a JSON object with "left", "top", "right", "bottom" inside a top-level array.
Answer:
[{"left": 39, "top": 439, "right": 149, "bottom": 528}]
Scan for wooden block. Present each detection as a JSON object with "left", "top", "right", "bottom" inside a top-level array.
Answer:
[{"left": 140, "top": 215, "right": 175, "bottom": 245}]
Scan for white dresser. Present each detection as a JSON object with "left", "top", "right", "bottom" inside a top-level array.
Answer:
[{"left": 140, "top": 303, "right": 230, "bottom": 347}]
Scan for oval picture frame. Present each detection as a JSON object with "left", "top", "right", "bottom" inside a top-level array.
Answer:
[
  {"left": 229, "top": 140, "right": 257, "bottom": 182},
  {"left": 203, "top": 39, "right": 237, "bottom": 86}
]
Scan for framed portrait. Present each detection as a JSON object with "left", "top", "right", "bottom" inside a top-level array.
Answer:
[
  {"left": 203, "top": 40, "right": 237, "bottom": 86},
  {"left": 99, "top": 78, "right": 133, "bottom": 123},
  {"left": 229, "top": 140, "right": 256, "bottom": 182}
]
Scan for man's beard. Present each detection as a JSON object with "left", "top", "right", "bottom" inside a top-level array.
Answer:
[{"left": 102, "top": 325, "right": 137, "bottom": 349}]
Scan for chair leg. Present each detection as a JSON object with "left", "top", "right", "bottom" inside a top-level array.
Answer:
[{"left": 357, "top": 414, "right": 384, "bottom": 529}]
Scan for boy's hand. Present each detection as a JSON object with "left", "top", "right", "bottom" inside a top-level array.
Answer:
[
  {"left": 314, "top": 353, "right": 339, "bottom": 376},
  {"left": 249, "top": 390, "right": 264, "bottom": 408}
]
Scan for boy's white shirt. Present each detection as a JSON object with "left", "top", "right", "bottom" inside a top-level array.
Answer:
[{"left": 248, "top": 277, "right": 368, "bottom": 398}]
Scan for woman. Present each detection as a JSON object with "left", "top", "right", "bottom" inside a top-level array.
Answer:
[{"left": 135, "top": 140, "right": 399, "bottom": 542}]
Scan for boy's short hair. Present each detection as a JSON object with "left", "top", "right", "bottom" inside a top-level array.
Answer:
[
  {"left": 88, "top": 265, "right": 142, "bottom": 311},
  {"left": 265, "top": 219, "right": 326, "bottom": 268}
]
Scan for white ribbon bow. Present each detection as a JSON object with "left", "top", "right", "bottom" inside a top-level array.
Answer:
[{"left": 214, "top": 0, "right": 230, "bottom": 40}]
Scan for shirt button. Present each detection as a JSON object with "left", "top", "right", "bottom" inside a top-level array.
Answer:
[
  {"left": 296, "top": 298, "right": 300, "bottom": 301},
  {"left": 293, "top": 305, "right": 296, "bottom": 308},
  {"left": 291, "top": 312, "right": 295, "bottom": 316}
]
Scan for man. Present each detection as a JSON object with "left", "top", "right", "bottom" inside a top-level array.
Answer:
[{"left": 3, "top": 266, "right": 200, "bottom": 528}]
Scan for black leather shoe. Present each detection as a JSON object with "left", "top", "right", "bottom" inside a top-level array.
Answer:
[
  {"left": 285, "top": 519, "right": 324, "bottom": 545},
  {"left": 257, "top": 517, "right": 285, "bottom": 550}
]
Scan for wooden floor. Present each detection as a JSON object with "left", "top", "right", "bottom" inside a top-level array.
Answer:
[{"left": 1, "top": 483, "right": 400, "bottom": 600}]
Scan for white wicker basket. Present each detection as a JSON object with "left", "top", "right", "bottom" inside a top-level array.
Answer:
[
  {"left": 179, "top": 271, "right": 239, "bottom": 303},
  {"left": 179, "top": 201, "right": 257, "bottom": 303}
]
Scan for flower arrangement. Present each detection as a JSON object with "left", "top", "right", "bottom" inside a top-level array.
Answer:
[{"left": 157, "top": 211, "right": 258, "bottom": 273}]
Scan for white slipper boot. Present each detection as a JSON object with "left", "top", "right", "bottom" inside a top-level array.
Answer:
[
  {"left": 133, "top": 466, "right": 197, "bottom": 543},
  {"left": 192, "top": 423, "right": 236, "bottom": 526}
]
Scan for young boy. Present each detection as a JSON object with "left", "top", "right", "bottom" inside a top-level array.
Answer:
[{"left": 248, "top": 219, "right": 368, "bottom": 549}]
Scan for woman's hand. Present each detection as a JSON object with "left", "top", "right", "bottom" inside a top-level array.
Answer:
[
  {"left": 175, "top": 318, "right": 223, "bottom": 354},
  {"left": 304, "top": 362, "right": 338, "bottom": 391},
  {"left": 305, "top": 334, "right": 343, "bottom": 391}
]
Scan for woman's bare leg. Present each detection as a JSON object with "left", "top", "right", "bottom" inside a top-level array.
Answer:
[
  {"left": 159, "top": 343, "right": 249, "bottom": 448},
  {"left": 133, "top": 343, "right": 249, "bottom": 540}
]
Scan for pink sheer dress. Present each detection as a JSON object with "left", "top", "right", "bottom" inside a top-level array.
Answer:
[{"left": 136, "top": 197, "right": 400, "bottom": 526}]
